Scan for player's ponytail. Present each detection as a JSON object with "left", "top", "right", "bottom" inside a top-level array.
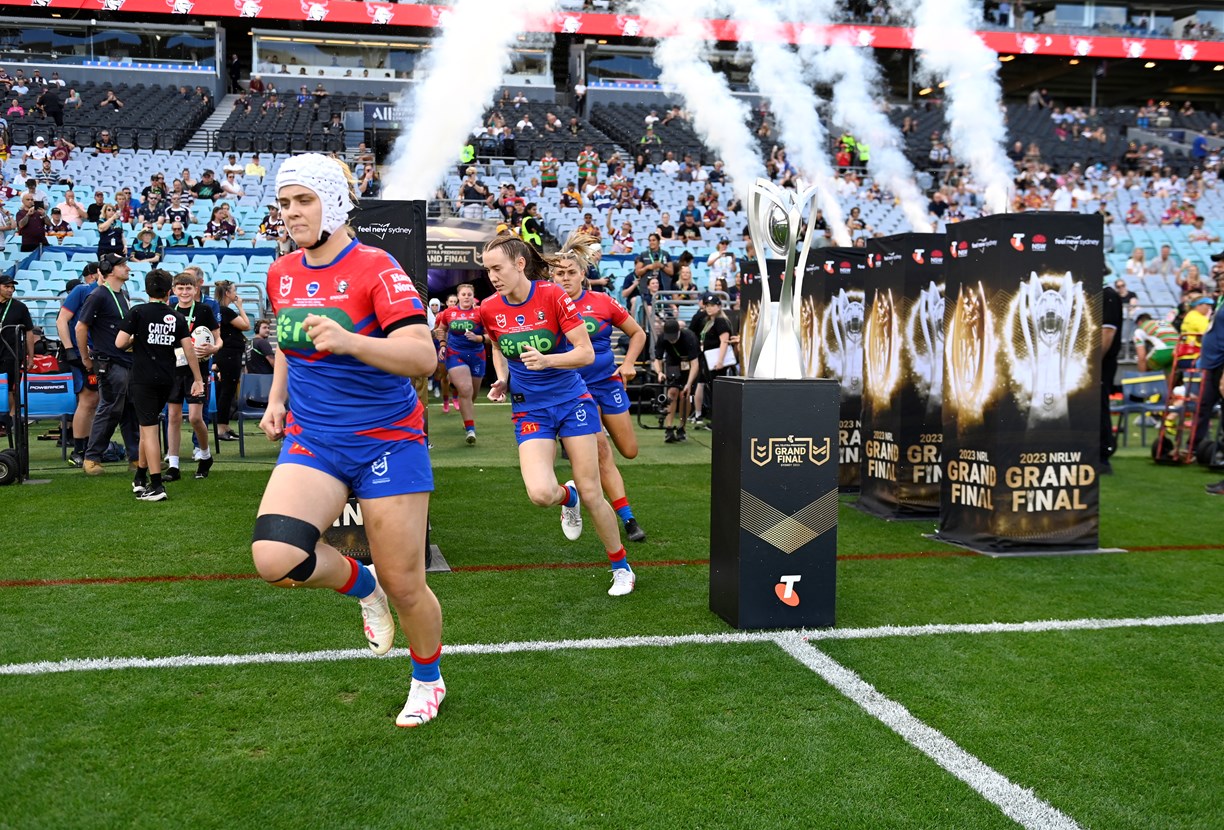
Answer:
[
  {"left": 545, "top": 231, "right": 601, "bottom": 275},
  {"left": 483, "top": 233, "right": 550, "bottom": 280}
]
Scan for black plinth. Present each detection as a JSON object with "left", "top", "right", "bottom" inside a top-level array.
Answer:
[{"left": 710, "top": 377, "right": 840, "bottom": 629}]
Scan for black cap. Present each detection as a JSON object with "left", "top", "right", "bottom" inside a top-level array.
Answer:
[
  {"left": 0, "top": 273, "right": 16, "bottom": 285},
  {"left": 701, "top": 292, "right": 721, "bottom": 305},
  {"left": 1211, "top": 251, "right": 1224, "bottom": 262},
  {"left": 663, "top": 318, "right": 680, "bottom": 341},
  {"left": 99, "top": 252, "right": 129, "bottom": 269},
  {"left": 82, "top": 262, "right": 100, "bottom": 277}
]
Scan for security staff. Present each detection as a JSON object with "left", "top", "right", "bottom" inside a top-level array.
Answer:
[{"left": 520, "top": 202, "right": 543, "bottom": 252}]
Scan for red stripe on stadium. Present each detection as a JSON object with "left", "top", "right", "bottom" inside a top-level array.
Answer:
[{"left": 1, "top": 544, "right": 1218, "bottom": 589}]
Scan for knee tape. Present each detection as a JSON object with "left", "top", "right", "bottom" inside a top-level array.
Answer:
[{"left": 252, "top": 514, "right": 321, "bottom": 583}]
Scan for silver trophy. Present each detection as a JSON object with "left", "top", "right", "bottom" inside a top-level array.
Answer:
[
  {"left": 746, "top": 179, "right": 822, "bottom": 379},
  {"left": 1017, "top": 271, "right": 1085, "bottom": 426}
]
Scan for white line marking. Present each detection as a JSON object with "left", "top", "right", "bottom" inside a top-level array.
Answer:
[
  {"left": 0, "top": 613, "right": 1219, "bottom": 678},
  {"left": 774, "top": 633, "right": 1084, "bottom": 830}
]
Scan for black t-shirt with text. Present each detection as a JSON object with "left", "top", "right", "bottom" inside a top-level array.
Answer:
[
  {"left": 119, "top": 302, "right": 190, "bottom": 386},
  {"left": 654, "top": 328, "right": 702, "bottom": 364},
  {"left": 169, "top": 300, "right": 217, "bottom": 375},
  {"left": 78, "top": 283, "right": 133, "bottom": 366}
]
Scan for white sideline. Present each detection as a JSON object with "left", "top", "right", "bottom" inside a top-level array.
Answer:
[
  {"left": 775, "top": 633, "right": 1084, "bottom": 830},
  {"left": 0, "top": 613, "right": 1219, "bottom": 677}
]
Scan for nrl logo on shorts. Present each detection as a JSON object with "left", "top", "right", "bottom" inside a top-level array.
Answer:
[
  {"left": 371, "top": 455, "right": 389, "bottom": 476},
  {"left": 279, "top": 275, "right": 292, "bottom": 297},
  {"left": 750, "top": 435, "right": 831, "bottom": 468}
]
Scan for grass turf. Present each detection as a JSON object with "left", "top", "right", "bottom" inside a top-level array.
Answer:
[{"left": 2, "top": 405, "right": 1222, "bottom": 828}]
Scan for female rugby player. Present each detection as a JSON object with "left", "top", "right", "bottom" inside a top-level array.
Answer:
[{"left": 432, "top": 282, "right": 486, "bottom": 443}]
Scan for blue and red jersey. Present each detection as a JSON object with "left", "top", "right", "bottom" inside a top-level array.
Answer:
[
  {"left": 434, "top": 305, "right": 485, "bottom": 355},
  {"left": 267, "top": 238, "right": 427, "bottom": 433},
  {"left": 478, "top": 280, "right": 587, "bottom": 410},
  {"left": 561, "top": 289, "right": 630, "bottom": 386}
]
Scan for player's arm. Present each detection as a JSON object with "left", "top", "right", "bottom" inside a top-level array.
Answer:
[
  {"left": 1135, "top": 340, "right": 1148, "bottom": 372},
  {"left": 616, "top": 315, "right": 647, "bottom": 382},
  {"left": 683, "top": 338, "right": 701, "bottom": 392},
  {"left": 260, "top": 348, "right": 290, "bottom": 440},
  {"left": 521, "top": 323, "right": 593, "bottom": 371},
  {"left": 55, "top": 305, "right": 76, "bottom": 353},
  {"left": 488, "top": 345, "right": 509, "bottom": 402},
  {"left": 74, "top": 320, "right": 92, "bottom": 369},
  {"left": 303, "top": 313, "right": 437, "bottom": 378}
]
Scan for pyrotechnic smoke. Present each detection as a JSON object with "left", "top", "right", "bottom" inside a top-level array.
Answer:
[
  {"left": 897, "top": 0, "right": 1013, "bottom": 213},
  {"left": 810, "top": 39, "right": 934, "bottom": 232},
  {"left": 735, "top": 0, "right": 851, "bottom": 245},
  {"left": 383, "top": 0, "right": 557, "bottom": 201},
  {"left": 639, "top": 0, "right": 764, "bottom": 201}
]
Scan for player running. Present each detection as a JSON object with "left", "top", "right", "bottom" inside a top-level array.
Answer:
[
  {"left": 479, "top": 233, "right": 636, "bottom": 596},
  {"left": 251, "top": 153, "right": 445, "bottom": 728},
  {"left": 433, "top": 283, "right": 487, "bottom": 443},
  {"left": 550, "top": 232, "right": 649, "bottom": 542}
]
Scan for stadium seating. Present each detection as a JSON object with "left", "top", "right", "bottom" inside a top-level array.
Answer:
[{"left": 213, "top": 91, "right": 388, "bottom": 155}]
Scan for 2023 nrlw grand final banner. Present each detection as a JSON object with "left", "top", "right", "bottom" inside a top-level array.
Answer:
[
  {"left": 936, "top": 214, "right": 1104, "bottom": 553},
  {"left": 858, "top": 234, "right": 948, "bottom": 519}
]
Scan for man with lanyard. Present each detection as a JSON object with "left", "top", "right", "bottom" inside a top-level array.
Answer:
[
  {"left": 626, "top": 233, "right": 674, "bottom": 320},
  {"left": 75, "top": 253, "right": 140, "bottom": 475},
  {"left": 56, "top": 261, "right": 101, "bottom": 466},
  {"left": 0, "top": 274, "right": 35, "bottom": 438}
]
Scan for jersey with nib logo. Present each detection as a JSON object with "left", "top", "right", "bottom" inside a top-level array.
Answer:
[
  {"left": 267, "top": 238, "right": 426, "bottom": 431},
  {"left": 559, "top": 289, "right": 629, "bottom": 385},
  {"left": 478, "top": 280, "right": 587, "bottom": 410}
]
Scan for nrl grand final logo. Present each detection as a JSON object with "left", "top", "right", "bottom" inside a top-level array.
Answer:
[{"left": 750, "top": 435, "right": 831, "bottom": 468}]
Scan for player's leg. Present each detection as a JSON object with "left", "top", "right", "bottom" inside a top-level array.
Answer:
[
  {"left": 561, "top": 428, "right": 635, "bottom": 595},
  {"left": 69, "top": 366, "right": 98, "bottom": 465},
  {"left": 594, "top": 384, "right": 645, "bottom": 541},
  {"left": 663, "top": 379, "right": 680, "bottom": 442},
  {"left": 361, "top": 490, "right": 445, "bottom": 727},
  {"left": 165, "top": 384, "right": 184, "bottom": 479},
  {"left": 188, "top": 399, "right": 213, "bottom": 478},
  {"left": 448, "top": 360, "right": 477, "bottom": 442}
]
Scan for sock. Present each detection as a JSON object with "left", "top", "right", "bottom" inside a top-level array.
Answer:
[
  {"left": 337, "top": 556, "right": 378, "bottom": 599},
  {"left": 607, "top": 547, "right": 631, "bottom": 571},
  {"left": 410, "top": 644, "right": 443, "bottom": 683},
  {"left": 168, "top": 455, "right": 179, "bottom": 469},
  {"left": 150, "top": 472, "right": 162, "bottom": 486},
  {"left": 134, "top": 466, "right": 148, "bottom": 483},
  {"left": 612, "top": 496, "right": 635, "bottom": 523},
  {"left": 463, "top": 420, "right": 475, "bottom": 431},
  {"left": 199, "top": 448, "right": 212, "bottom": 460},
  {"left": 74, "top": 437, "right": 86, "bottom": 453},
  {"left": 559, "top": 483, "right": 578, "bottom": 508}
]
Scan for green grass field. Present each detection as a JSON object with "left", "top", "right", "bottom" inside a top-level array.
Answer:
[{"left": 2, "top": 404, "right": 1222, "bottom": 829}]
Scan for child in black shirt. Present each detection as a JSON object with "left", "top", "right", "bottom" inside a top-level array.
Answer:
[{"left": 116, "top": 270, "right": 203, "bottom": 501}]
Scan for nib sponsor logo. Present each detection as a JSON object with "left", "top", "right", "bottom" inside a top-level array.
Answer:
[
  {"left": 775, "top": 575, "right": 801, "bottom": 607},
  {"left": 1031, "top": 234, "right": 1048, "bottom": 252},
  {"left": 1011, "top": 233, "right": 1026, "bottom": 251}
]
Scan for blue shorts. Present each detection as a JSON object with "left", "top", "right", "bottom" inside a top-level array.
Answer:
[
  {"left": 584, "top": 376, "right": 630, "bottom": 416},
  {"left": 278, "top": 409, "right": 433, "bottom": 499},
  {"left": 512, "top": 395, "right": 602, "bottom": 445},
  {"left": 446, "top": 349, "right": 486, "bottom": 377}
]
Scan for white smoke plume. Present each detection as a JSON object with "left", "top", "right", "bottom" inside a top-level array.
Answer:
[
  {"left": 897, "top": 0, "right": 1013, "bottom": 213},
  {"left": 735, "top": 0, "right": 851, "bottom": 246},
  {"left": 638, "top": 0, "right": 764, "bottom": 202},
  {"left": 809, "top": 39, "right": 934, "bottom": 233},
  {"left": 383, "top": 0, "right": 557, "bottom": 201}
]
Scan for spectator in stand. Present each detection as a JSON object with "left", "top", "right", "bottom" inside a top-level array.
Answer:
[
  {"left": 577, "top": 143, "right": 600, "bottom": 189},
  {"left": 221, "top": 171, "right": 245, "bottom": 200},
  {"left": 515, "top": 113, "right": 535, "bottom": 134},
  {"left": 24, "top": 136, "right": 52, "bottom": 163},
  {"left": 577, "top": 212, "right": 600, "bottom": 240},
  {"left": 679, "top": 214, "right": 703, "bottom": 241},
  {"left": 96, "top": 204, "right": 126, "bottom": 258},
  {"left": 166, "top": 221, "right": 194, "bottom": 249},
  {"left": 164, "top": 193, "right": 193, "bottom": 229},
  {"left": 539, "top": 150, "right": 559, "bottom": 190},
  {"left": 1146, "top": 245, "right": 1178, "bottom": 278},
  {"left": 703, "top": 199, "right": 726, "bottom": 230},
  {"left": 193, "top": 169, "right": 223, "bottom": 203},
  {"left": 707, "top": 237, "right": 739, "bottom": 285},
  {"left": 629, "top": 234, "right": 674, "bottom": 318},
  {"left": 606, "top": 211, "right": 635, "bottom": 254},
  {"left": 245, "top": 153, "right": 266, "bottom": 179},
  {"left": 679, "top": 195, "right": 701, "bottom": 226},
  {"left": 46, "top": 207, "right": 73, "bottom": 243},
  {"left": 223, "top": 154, "right": 244, "bottom": 176},
  {"left": 113, "top": 190, "right": 134, "bottom": 225},
  {"left": 54, "top": 189, "right": 84, "bottom": 227},
  {"left": 638, "top": 188, "right": 659, "bottom": 212},
  {"left": 1124, "top": 247, "right": 1148, "bottom": 277},
  {"left": 5, "top": 98, "right": 21, "bottom": 118},
  {"left": 456, "top": 167, "right": 489, "bottom": 220},
  {"left": 180, "top": 167, "right": 198, "bottom": 190},
  {"left": 560, "top": 181, "right": 582, "bottom": 209},
  {"left": 639, "top": 126, "right": 662, "bottom": 148},
  {"left": 98, "top": 89, "right": 124, "bottom": 110},
  {"left": 658, "top": 151, "right": 680, "bottom": 178},
  {"left": 660, "top": 105, "right": 685, "bottom": 126},
  {"left": 1178, "top": 263, "right": 1208, "bottom": 299},
  {"left": 589, "top": 181, "right": 614, "bottom": 213},
  {"left": 359, "top": 167, "right": 381, "bottom": 198},
  {"left": 136, "top": 192, "right": 166, "bottom": 228},
  {"left": 656, "top": 212, "right": 675, "bottom": 240},
  {"left": 129, "top": 227, "right": 163, "bottom": 264},
  {"left": 15, "top": 192, "right": 48, "bottom": 252},
  {"left": 248, "top": 74, "right": 264, "bottom": 94},
  {"left": 204, "top": 204, "right": 242, "bottom": 242},
  {"left": 64, "top": 88, "right": 81, "bottom": 109},
  {"left": 50, "top": 136, "right": 74, "bottom": 164},
  {"left": 1188, "top": 216, "right": 1221, "bottom": 245}
]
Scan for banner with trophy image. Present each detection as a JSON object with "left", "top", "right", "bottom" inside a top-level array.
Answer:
[
  {"left": 937, "top": 214, "right": 1104, "bottom": 554},
  {"left": 858, "top": 234, "right": 947, "bottom": 518},
  {"left": 810, "top": 248, "right": 870, "bottom": 491}
]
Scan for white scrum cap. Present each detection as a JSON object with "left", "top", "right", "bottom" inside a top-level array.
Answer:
[{"left": 275, "top": 153, "right": 356, "bottom": 239}]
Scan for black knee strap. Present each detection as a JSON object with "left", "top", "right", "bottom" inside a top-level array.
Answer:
[{"left": 252, "top": 514, "right": 321, "bottom": 583}]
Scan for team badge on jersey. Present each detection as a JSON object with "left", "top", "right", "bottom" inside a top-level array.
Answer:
[
  {"left": 306, "top": 282, "right": 320, "bottom": 297},
  {"left": 496, "top": 314, "right": 507, "bottom": 327},
  {"left": 335, "top": 279, "right": 349, "bottom": 295},
  {"left": 537, "top": 310, "right": 547, "bottom": 321},
  {"left": 279, "top": 275, "right": 292, "bottom": 297},
  {"left": 516, "top": 315, "right": 526, "bottom": 325}
]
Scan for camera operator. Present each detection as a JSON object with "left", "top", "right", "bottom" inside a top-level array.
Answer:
[
  {"left": 652, "top": 318, "right": 701, "bottom": 444},
  {"left": 0, "top": 274, "right": 35, "bottom": 437},
  {"left": 15, "top": 191, "right": 48, "bottom": 252},
  {"left": 74, "top": 253, "right": 139, "bottom": 475}
]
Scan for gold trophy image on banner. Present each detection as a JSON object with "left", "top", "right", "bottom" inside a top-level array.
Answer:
[
  {"left": 709, "top": 178, "right": 841, "bottom": 629},
  {"left": 864, "top": 287, "right": 901, "bottom": 406},
  {"left": 799, "top": 290, "right": 823, "bottom": 379},
  {"left": 907, "top": 281, "right": 945, "bottom": 414},
  {"left": 1007, "top": 272, "right": 1092, "bottom": 429},
  {"left": 945, "top": 279, "right": 997, "bottom": 427},
  {"left": 745, "top": 179, "right": 822, "bottom": 379}
]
